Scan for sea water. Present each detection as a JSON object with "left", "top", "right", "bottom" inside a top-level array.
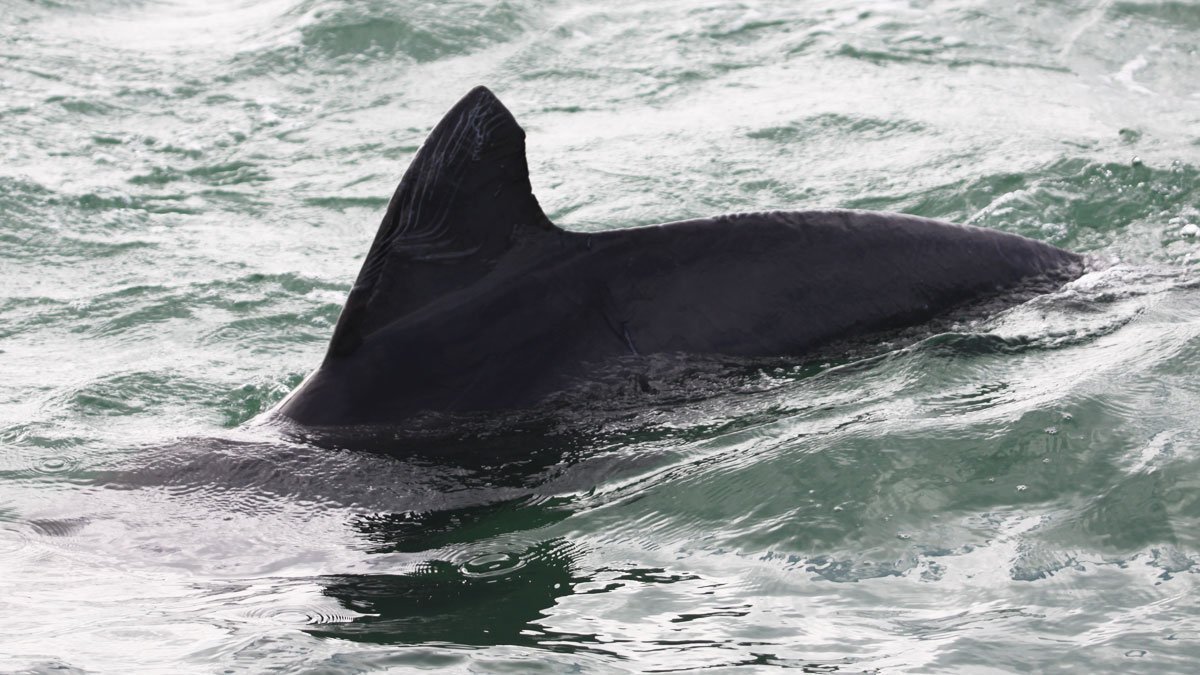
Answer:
[{"left": 2, "top": 0, "right": 1200, "bottom": 671}]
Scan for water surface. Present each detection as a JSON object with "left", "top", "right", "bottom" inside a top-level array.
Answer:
[{"left": 2, "top": 0, "right": 1200, "bottom": 671}]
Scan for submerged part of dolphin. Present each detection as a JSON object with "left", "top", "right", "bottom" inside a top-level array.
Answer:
[{"left": 272, "top": 86, "right": 1082, "bottom": 432}]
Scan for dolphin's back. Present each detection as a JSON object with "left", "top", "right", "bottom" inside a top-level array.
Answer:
[
  {"left": 588, "top": 210, "right": 1081, "bottom": 357},
  {"left": 272, "top": 87, "right": 1084, "bottom": 432}
]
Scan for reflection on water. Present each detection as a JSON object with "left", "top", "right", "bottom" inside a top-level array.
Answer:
[
  {"left": 352, "top": 497, "right": 574, "bottom": 554},
  {"left": 313, "top": 540, "right": 592, "bottom": 648}
]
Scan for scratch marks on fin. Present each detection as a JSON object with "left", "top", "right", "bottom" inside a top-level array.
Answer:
[
  {"left": 599, "top": 282, "right": 639, "bottom": 356},
  {"left": 359, "top": 93, "right": 518, "bottom": 286},
  {"left": 623, "top": 323, "right": 640, "bottom": 356}
]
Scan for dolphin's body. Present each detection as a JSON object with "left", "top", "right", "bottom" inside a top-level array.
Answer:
[{"left": 273, "top": 87, "right": 1082, "bottom": 432}]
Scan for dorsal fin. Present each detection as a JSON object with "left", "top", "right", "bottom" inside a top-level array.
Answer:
[{"left": 327, "top": 86, "right": 558, "bottom": 358}]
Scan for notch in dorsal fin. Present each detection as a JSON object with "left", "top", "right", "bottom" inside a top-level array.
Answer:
[{"left": 327, "top": 86, "right": 558, "bottom": 359}]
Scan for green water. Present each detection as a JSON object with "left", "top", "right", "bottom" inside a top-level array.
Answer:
[{"left": 3, "top": 0, "right": 1200, "bottom": 672}]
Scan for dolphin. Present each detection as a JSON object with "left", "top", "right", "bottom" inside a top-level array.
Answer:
[{"left": 271, "top": 86, "right": 1082, "bottom": 434}]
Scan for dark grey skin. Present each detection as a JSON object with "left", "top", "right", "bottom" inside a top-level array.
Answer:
[{"left": 273, "top": 86, "right": 1082, "bottom": 431}]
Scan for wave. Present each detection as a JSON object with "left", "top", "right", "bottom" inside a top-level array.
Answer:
[{"left": 232, "top": 0, "right": 534, "bottom": 74}]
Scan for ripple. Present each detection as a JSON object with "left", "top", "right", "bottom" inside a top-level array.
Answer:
[
  {"left": 28, "top": 517, "right": 89, "bottom": 538},
  {"left": 64, "top": 371, "right": 210, "bottom": 418},
  {"left": 30, "top": 454, "right": 80, "bottom": 476},
  {"left": 0, "top": 432, "right": 93, "bottom": 481},
  {"left": 233, "top": 604, "right": 353, "bottom": 626},
  {"left": 0, "top": 524, "right": 32, "bottom": 556},
  {"left": 460, "top": 551, "right": 526, "bottom": 578}
]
